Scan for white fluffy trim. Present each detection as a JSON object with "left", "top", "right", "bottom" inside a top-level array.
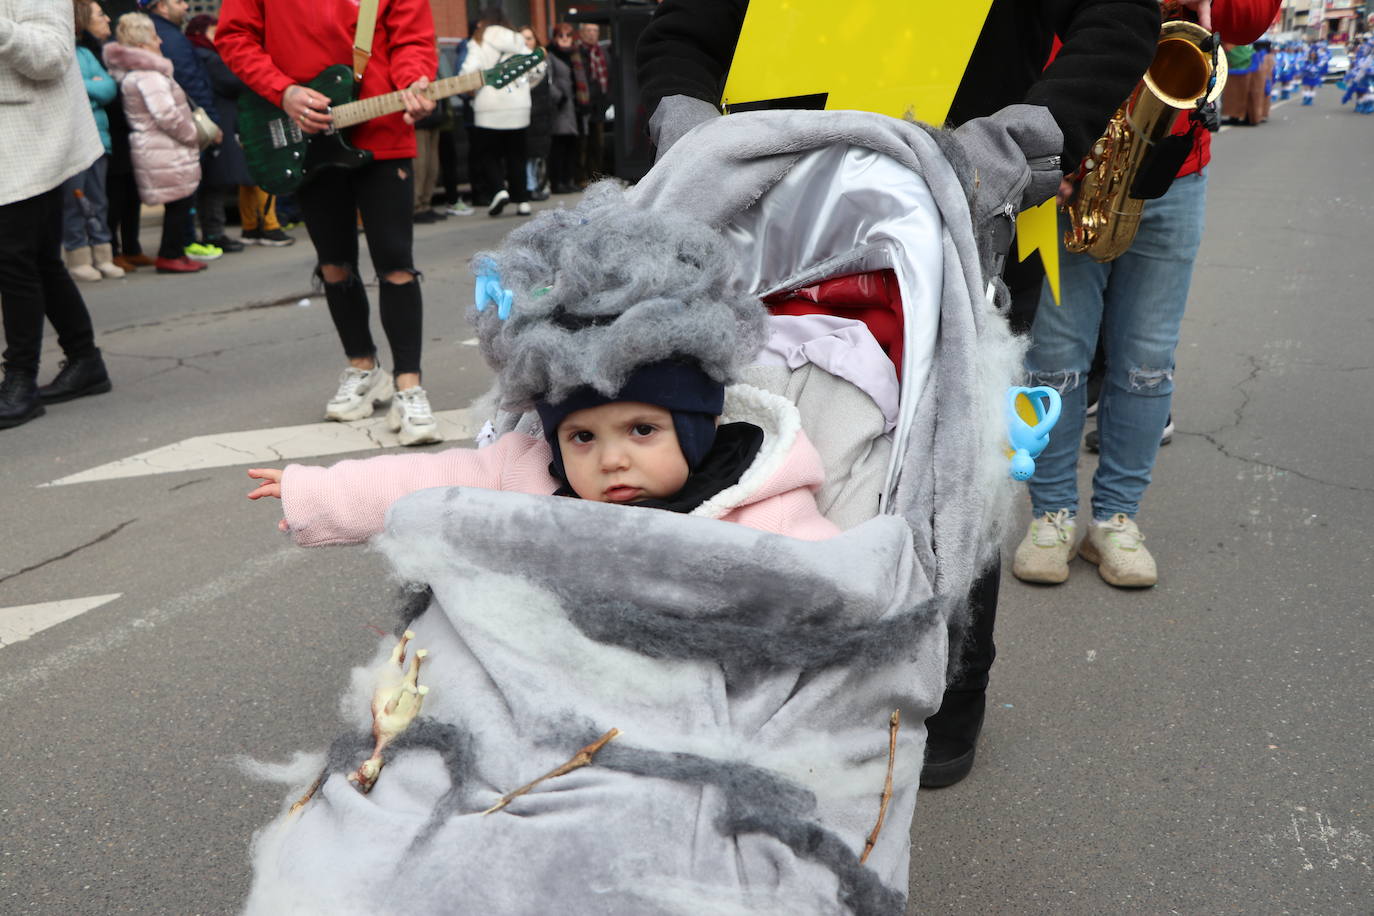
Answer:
[{"left": 690, "top": 383, "right": 801, "bottom": 521}]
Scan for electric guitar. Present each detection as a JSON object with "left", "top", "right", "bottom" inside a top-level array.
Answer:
[{"left": 239, "top": 49, "right": 545, "bottom": 195}]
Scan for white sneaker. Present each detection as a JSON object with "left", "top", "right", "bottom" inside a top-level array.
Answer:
[
  {"left": 388, "top": 385, "right": 443, "bottom": 446},
  {"left": 488, "top": 189, "right": 510, "bottom": 216},
  {"left": 1011, "top": 509, "right": 1078, "bottom": 584},
  {"left": 1079, "top": 513, "right": 1157, "bottom": 588},
  {"left": 516, "top": 202, "right": 532, "bottom": 216},
  {"left": 324, "top": 365, "right": 394, "bottom": 421}
]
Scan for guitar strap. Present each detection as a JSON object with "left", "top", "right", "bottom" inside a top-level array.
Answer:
[{"left": 352, "top": 0, "right": 381, "bottom": 82}]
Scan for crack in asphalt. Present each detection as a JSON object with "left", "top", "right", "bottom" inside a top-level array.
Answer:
[
  {"left": 99, "top": 292, "right": 317, "bottom": 335},
  {"left": 0, "top": 519, "right": 137, "bottom": 586},
  {"left": 1177, "top": 355, "right": 1372, "bottom": 493},
  {"left": 167, "top": 477, "right": 211, "bottom": 492}
]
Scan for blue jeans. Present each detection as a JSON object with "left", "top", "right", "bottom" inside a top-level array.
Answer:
[
  {"left": 59, "top": 155, "right": 112, "bottom": 249},
  {"left": 1025, "top": 170, "right": 1208, "bottom": 520}
]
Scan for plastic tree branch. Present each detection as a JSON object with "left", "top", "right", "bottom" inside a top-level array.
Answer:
[
  {"left": 860, "top": 710, "right": 901, "bottom": 865},
  {"left": 482, "top": 728, "right": 622, "bottom": 816}
]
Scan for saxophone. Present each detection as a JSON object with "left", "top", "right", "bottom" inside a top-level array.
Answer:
[{"left": 1064, "top": 19, "right": 1227, "bottom": 262}]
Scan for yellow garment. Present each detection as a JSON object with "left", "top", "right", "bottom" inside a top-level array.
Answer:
[{"left": 238, "top": 186, "right": 281, "bottom": 231}]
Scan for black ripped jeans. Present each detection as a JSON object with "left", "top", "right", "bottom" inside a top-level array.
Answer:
[{"left": 297, "top": 158, "right": 423, "bottom": 376}]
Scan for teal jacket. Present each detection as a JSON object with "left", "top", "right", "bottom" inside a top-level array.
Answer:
[{"left": 77, "top": 45, "right": 116, "bottom": 154}]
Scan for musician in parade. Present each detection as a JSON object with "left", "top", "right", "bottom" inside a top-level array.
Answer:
[
  {"left": 1012, "top": 0, "right": 1281, "bottom": 590},
  {"left": 636, "top": 0, "right": 1159, "bottom": 791},
  {"left": 216, "top": 0, "right": 444, "bottom": 446}
]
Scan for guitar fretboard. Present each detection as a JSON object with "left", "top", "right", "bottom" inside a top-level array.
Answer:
[{"left": 331, "top": 71, "right": 485, "bottom": 129}]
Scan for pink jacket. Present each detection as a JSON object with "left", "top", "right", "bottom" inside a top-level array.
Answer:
[
  {"left": 102, "top": 43, "right": 200, "bottom": 205},
  {"left": 281, "top": 385, "right": 842, "bottom": 546}
]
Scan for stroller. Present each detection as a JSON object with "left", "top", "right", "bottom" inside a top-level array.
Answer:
[{"left": 243, "top": 109, "right": 1041, "bottom": 915}]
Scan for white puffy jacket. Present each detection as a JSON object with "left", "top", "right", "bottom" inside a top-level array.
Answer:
[{"left": 460, "top": 25, "right": 543, "bottom": 130}]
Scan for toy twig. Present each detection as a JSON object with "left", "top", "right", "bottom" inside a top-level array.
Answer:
[
  {"left": 482, "top": 728, "right": 621, "bottom": 816},
  {"left": 860, "top": 710, "right": 901, "bottom": 865},
  {"left": 347, "top": 630, "right": 430, "bottom": 794},
  {"left": 290, "top": 770, "right": 327, "bottom": 814}
]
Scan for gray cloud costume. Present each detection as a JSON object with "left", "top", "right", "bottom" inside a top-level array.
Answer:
[{"left": 243, "top": 109, "right": 1050, "bottom": 914}]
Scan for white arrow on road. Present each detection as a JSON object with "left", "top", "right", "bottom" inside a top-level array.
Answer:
[
  {"left": 41, "top": 408, "right": 479, "bottom": 487},
  {"left": 0, "top": 594, "right": 122, "bottom": 648}
]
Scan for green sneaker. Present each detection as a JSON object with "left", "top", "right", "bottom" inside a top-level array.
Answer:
[{"left": 184, "top": 241, "right": 223, "bottom": 261}]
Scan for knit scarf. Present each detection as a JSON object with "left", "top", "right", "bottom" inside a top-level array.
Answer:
[{"left": 571, "top": 39, "right": 609, "bottom": 107}]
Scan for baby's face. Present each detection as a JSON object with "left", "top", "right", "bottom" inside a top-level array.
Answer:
[{"left": 557, "top": 402, "right": 689, "bottom": 504}]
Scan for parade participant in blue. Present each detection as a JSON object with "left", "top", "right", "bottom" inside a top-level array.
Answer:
[
  {"left": 1300, "top": 44, "right": 1327, "bottom": 106},
  {"left": 1013, "top": 0, "right": 1280, "bottom": 593},
  {"left": 1340, "top": 40, "right": 1374, "bottom": 113},
  {"left": 635, "top": 0, "right": 1159, "bottom": 791}
]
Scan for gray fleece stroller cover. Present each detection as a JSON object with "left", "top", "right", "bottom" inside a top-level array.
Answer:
[{"left": 243, "top": 110, "right": 1036, "bottom": 915}]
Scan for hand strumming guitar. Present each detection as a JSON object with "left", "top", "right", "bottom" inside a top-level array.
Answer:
[{"left": 282, "top": 84, "right": 334, "bottom": 134}]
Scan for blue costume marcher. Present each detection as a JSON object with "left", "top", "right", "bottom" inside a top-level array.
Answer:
[
  {"left": 1341, "top": 41, "right": 1374, "bottom": 114},
  {"left": 1300, "top": 46, "right": 1327, "bottom": 105}
]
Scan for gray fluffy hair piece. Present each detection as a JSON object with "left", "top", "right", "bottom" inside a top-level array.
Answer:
[{"left": 469, "top": 181, "right": 769, "bottom": 410}]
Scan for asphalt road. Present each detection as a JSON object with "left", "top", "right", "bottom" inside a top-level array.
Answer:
[{"left": 2, "top": 95, "right": 1371, "bottom": 914}]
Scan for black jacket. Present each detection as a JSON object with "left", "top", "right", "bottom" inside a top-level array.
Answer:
[{"left": 635, "top": 0, "right": 1159, "bottom": 169}]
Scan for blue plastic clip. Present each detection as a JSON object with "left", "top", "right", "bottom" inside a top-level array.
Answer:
[
  {"left": 1006, "top": 386, "right": 1062, "bottom": 481},
  {"left": 474, "top": 262, "right": 514, "bottom": 320}
]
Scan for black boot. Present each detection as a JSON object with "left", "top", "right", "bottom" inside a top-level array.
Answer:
[
  {"left": 0, "top": 370, "right": 46, "bottom": 429},
  {"left": 919, "top": 687, "right": 986, "bottom": 788},
  {"left": 37, "top": 350, "right": 112, "bottom": 404}
]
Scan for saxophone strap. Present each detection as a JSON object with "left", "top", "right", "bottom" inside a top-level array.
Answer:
[{"left": 353, "top": 0, "right": 380, "bottom": 82}]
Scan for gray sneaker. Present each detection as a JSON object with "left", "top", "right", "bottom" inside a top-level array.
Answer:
[
  {"left": 387, "top": 385, "right": 443, "bottom": 446},
  {"left": 325, "top": 365, "right": 394, "bottom": 421}
]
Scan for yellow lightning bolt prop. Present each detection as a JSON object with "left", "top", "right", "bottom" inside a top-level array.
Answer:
[
  {"left": 1017, "top": 199, "right": 1060, "bottom": 305},
  {"left": 724, "top": 1, "right": 1062, "bottom": 304},
  {"left": 723, "top": 2, "right": 993, "bottom": 121}
]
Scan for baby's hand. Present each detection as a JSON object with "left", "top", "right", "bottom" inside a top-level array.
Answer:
[{"left": 247, "top": 468, "right": 289, "bottom": 531}]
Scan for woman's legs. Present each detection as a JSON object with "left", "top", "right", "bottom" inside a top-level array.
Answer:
[
  {"left": 158, "top": 196, "right": 195, "bottom": 260},
  {"left": 1090, "top": 171, "right": 1206, "bottom": 520},
  {"left": 501, "top": 129, "right": 530, "bottom": 204}
]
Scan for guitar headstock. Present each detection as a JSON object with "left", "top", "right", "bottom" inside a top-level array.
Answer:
[{"left": 486, "top": 48, "right": 545, "bottom": 89}]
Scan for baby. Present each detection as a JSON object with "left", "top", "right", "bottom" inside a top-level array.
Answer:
[
  {"left": 248, "top": 359, "right": 840, "bottom": 544},
  {"left": 248, "top": 184, "right": 839, "bottom": 544}
]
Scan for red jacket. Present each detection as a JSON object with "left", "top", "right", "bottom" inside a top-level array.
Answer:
[
  {"left": 1172, "top": 0, "right": 1281, "bottom": 176},
  {"left": 215, "top": 0, "right": 436, "bottom": 161}
]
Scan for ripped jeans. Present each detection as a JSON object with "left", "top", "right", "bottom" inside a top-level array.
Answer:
[{"left": 1025, "top": 170, "right": 1207, "bottom": 520}]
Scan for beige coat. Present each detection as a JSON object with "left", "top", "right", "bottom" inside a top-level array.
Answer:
[
  {"left": 102, "top": 42, "right": 199, "bottom": 205},
  {"left": 0, "top": 0, "right": 102, "bottom": 206}
]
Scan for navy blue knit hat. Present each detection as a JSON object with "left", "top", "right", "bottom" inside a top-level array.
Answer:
[{"left": 535, "top": 360, "right": 725, "bottom": 483}]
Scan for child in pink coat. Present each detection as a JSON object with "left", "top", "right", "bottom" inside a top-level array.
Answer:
[
  {"left": 249, "top": 184, "right": 843, "bottom": 544},
  {"left": 249, "top": 361, "right": 840, "bottom": 545}
]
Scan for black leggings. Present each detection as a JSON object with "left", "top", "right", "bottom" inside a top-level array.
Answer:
[
  {"left": 471, "top": 126, "right": 530, "bottom": 204},
  {"left": 0, "top": 185, "right": 97, "bottom": 375},
  {"left": 549, "top": 134, "right": 577, "bottom": 190},
  {"left": 107, "top": 168, "right": 142, "bottom": 257},
  {"left": 297, "top": 158, "right": 423, "bottom": 376},
  {"left": 159, "top": 195, "right": 194, "bottom": 259}
]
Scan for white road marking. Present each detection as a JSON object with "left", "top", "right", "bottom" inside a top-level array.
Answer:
[
  {"left": 461, "top": 337, "right": 479, "bottom": 346},
  {"left": 42, "top": 408, "right": 480, "bottom": 487},
  {"left": 0, "top": 594, "right": 122, "bottom": 648}
]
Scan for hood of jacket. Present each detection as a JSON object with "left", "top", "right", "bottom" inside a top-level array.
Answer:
[
  {"left": 691, "top": 383, "right": 822, "bottom": 521},
  {"left": 102, "top": 43, "right": 173, "bottom": 80}
]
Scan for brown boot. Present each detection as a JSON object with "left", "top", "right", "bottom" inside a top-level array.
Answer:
[{"left": 112, "top": 254, "right": 139, "bottom": 272}]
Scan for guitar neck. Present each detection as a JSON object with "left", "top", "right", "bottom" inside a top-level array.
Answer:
[{"left": 331, "top": 71, "right": 484, "bottom": 129}]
